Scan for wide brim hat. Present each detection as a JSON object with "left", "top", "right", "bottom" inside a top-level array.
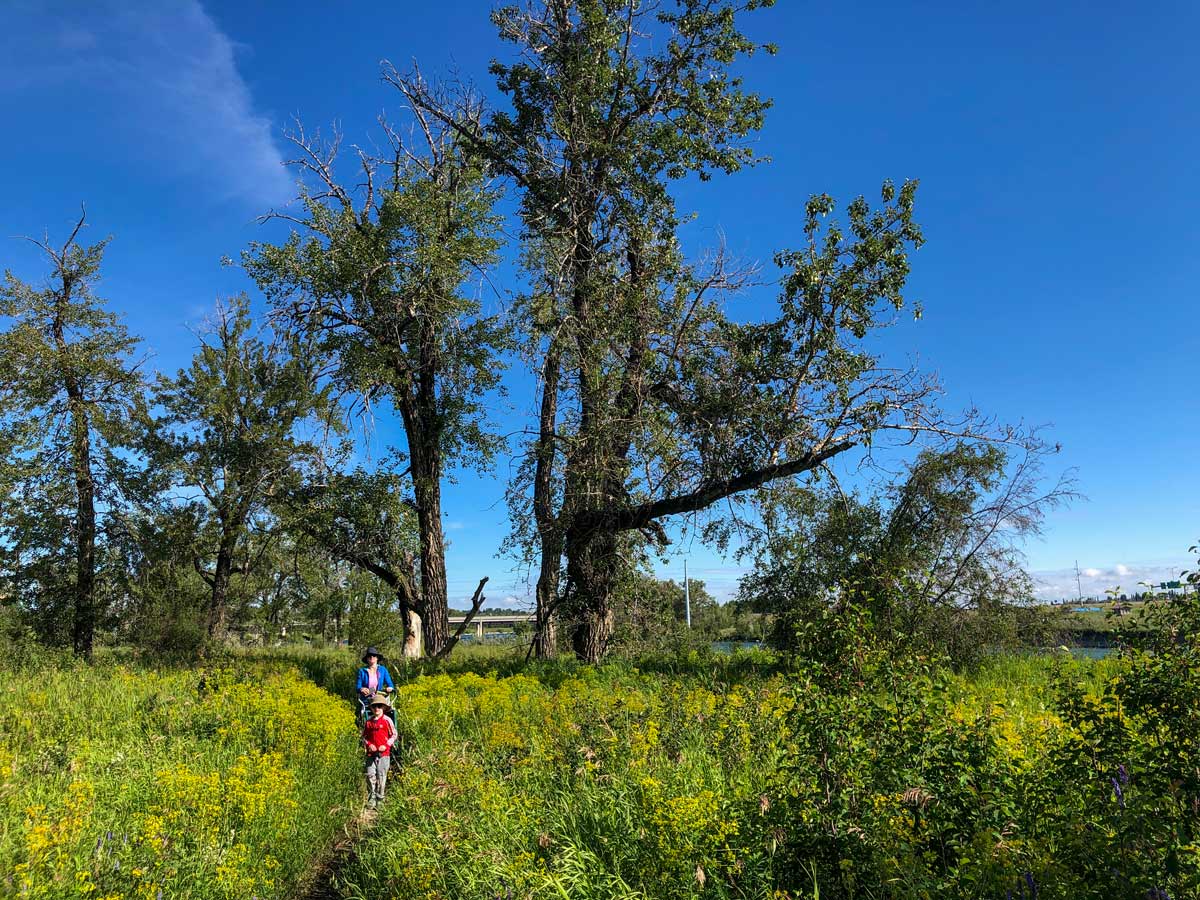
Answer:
[
  {"left": 367, "top": 692, "right": 393, "bottom": 709},
  {"left": 361, "top": 646, "right": 386, "bottom": 664}
]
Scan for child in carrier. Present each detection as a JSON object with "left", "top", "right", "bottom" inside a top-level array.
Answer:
[{"left": 361, "top": 692, "right": 398, "bottom": 809}]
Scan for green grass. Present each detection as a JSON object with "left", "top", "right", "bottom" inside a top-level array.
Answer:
[
  {"left": 329, "top": 650, "right": 1176, "bottom": 899},
  {"left": 6, "top": 642, "right": 1188, "bottom": 899},
  {"left": 0, "top": 656, "right": 360, "bottom": 899}
]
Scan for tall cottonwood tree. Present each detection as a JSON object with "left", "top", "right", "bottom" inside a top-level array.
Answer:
[
  {"left": 399, "top": 0, "right": 1012, "bottom": 661},
  {"left": 149, "top": 295, "right": 334, "bottom": 640},
  {"left": 244, "top": 112, "right": 506, "bottom": 658},
  {"left": 393, "top": 0, "right": 776, "bottom": 659},
  {"left": 0, "top": 212, "right": 146, "bottom": 656}
]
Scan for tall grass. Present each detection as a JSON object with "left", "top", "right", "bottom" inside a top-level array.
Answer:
[
  {"left": 4, "top": 644, "right": 1176, "bottom": 899},
  {"left": 333, "top": 650, "right": 1193, "bottom": 899},
  {"left": 0, "top": 659, "right": 360, "bottom": 899}
]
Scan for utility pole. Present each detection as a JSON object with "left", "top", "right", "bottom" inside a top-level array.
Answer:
[
  {"left": 684, "top": 559, "right": 691, "bottom": 629},
  {"left": 1075, "top": 560, "right": 1083, "bottom": 603}
]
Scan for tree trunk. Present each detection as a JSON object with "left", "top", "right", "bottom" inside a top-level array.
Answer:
[
  {"left": 51, "top": 305, "right": 97, "bottom": 659},
  {"left": 207, "top": 527, "right": 237, "bottom": 640},
  {"left": 534, "top": 549, "right": 560, "bottom": 658},
  {"left": 68, "top": 396, "right": 96, "bottom": 659},
  {"left": 565, "top": 526, "right": 618, "bottom": 663},
  {"left": 533, "top": 332, "right": 563, "bottom": 658},
  {"left": 402, "top": 607, "right": 423, "bottom": 659},
  {"left": 572, "top": 604, "right": 614, "bottom": 664},
  {"left": 413, "top": 470, "right": 448, "bottom": 655},
  {"left": 402, "top": 319, "right": 451, "bottom": 658},
  {"left": 561, "top": 210, "right": 618, "bottom": 663}
]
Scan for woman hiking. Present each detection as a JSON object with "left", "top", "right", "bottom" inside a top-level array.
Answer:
[{"left": 355, "top": 647, "right": 395, "bottom": 723}]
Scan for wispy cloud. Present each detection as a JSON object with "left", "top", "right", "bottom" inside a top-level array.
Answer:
[{"left": 1, "top": 0, "right": 290, "bottom": 206}]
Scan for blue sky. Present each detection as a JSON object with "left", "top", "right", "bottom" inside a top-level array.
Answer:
[{"left": 1, "top": 0, "right": 1196, "bottom": 605}]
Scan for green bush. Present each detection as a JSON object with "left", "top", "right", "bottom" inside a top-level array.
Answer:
[
  {"left": 346, "top": 605, "right": 405, "bottom": 661},
  {"left": 0, "top": 602, "right": 44, "bottom": 669}
]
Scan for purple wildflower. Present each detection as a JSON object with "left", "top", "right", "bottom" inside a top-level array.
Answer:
[
  {"left": 1118, "top": 763, "right": 1129, "bottom": 785},
  {"left": 1024, "top": 871, "right": 1038, "bottom": 899},
  {"left": 1111, "top": 777, "right": 1125, "bottom": 808}
]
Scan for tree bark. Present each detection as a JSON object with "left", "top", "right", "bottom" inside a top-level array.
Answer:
[
  {"left": 533, "top": 331, "right": 563, "bottom": 658},
  {"left": 565, "top": 525, "right": 618, "bottom": 663},
  {"left": 560, "top": 200, "right": 615, "bottom": 662},
  {"left": 206, "top": 530, "right": 236, "bottom": 640},
  {"left": 402, "top": 607, "right": 423, "bottom": 659},
  {"left": 412, "top": 468, "right": 448, "bottom": 655},
  {"left": 67, "top": 386, "right": 96, "bottom": 658},
  {"left": 534, "top": 542, "right": 561, "bottom": 658},
  {"left": 51, "top": 302, "right": 97, "bottom": 659},
  {"left": 396, "top": 317, "right": 452, "bottom": 657}
]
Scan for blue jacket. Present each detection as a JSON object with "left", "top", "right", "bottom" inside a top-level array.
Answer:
[{"left": 356, "top": 664, "right": 395, "bottom": 695}]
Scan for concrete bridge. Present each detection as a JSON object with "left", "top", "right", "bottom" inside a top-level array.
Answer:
[{"left": 449, "top": 613, "right": 535, "bottom": 640}]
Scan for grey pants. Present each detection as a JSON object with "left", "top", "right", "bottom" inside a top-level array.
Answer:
[{"left": 365, "top": 754, "right": 391, "bottom": 802}]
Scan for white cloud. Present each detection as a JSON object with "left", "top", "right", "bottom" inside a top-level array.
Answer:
[
  {"left": 1032, "top": 559, "right": 1191, "bottom": 602},
  {"left": 1, "top": 1, "right": 291, "bottom": 207},
  {"left": 445, "top": 521, "right": 466, "bottom": 532}
]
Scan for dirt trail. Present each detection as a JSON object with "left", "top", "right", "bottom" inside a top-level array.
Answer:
[{"left": 295, "top": 804, "right": 376, "bottom": 900}]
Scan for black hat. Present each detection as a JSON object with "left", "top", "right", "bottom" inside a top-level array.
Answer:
[{"left": 361, "top": 646, "right": 385, "bottom": 664}]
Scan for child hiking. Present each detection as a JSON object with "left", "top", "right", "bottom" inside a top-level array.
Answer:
[{"left": 361, "top": 692, "right": 398, "bottom": 809}]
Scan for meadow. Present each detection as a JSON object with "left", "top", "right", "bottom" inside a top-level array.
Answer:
[
  {"left": 3, "top": 643, "right": 1195, "bottom": 900},
  {"left": 0, "top": 655, "right": 360, "bottom": 899},
  {"left": 333, "top": 648, "right": 1193, "bottom": 900}
]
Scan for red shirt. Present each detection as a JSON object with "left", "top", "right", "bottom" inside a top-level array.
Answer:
[{"left": 362, "top": 714, "right": 397, "bottom": 756}]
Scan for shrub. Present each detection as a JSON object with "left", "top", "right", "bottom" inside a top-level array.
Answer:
[
  {"left": 346, "top": 605, "right": 405, "bottom": 661},
  {"left": 0, "top": 602, "right": 43, "bottom": 670}
]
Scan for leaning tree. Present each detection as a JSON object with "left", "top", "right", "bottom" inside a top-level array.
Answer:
[
  {"left": 277, "top": 466, "right": 489, "bottom": 659},
  {"left": 397, "top": 0, "right": 1029, "bottom": 662},
  {"left": 740, "top": 442, "right": 1076, "bottom": 664},
  {"left": 244, "top": 108, "right": 507, "bottom": 659}
]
